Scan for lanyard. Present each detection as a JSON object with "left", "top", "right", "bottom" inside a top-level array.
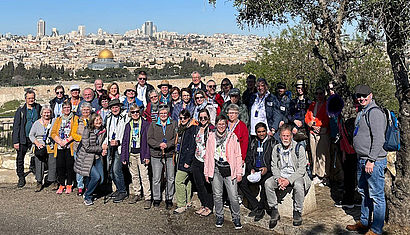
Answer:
[
  {"left": 162, "top": 124, "right": 167, "bottom": 135},
  {"left": 227, "top": 120, "right": 239, "bottom": 133},
  {"left": 256, "top": 93, "right": 268, "bottom": 109}
]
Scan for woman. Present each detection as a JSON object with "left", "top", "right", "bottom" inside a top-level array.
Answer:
[
  {"left": 193, "top": 90, "right": 216, "bottom": 125},
  {"left": 108, "top": 82, "right": 120, "bottom": 100},
  {"left": 171, "top": 88, "right": 195, "bottom": 122},
  {"left": 50, "top": 100, "right": 81, "bottom": 194},
  {"left": 204, "top": 115, "right": 243, "bottom": 230},
  {"left": 29, "top": 105, "right": 57, "bottom": 192},
  {"left": 72, "top": 102, "right": 92, "bottom": 196},
  {"left": 170, "top": 87, "right": 181, "bottom": 113},
  {"left": 220, "top": 88, "right": 249, "bottom": 126},
  {"left": 74, "top": 113, "right": 107, "bottom": 206},
  {"left": 120, "top": 104, "right": 152, "bottom": 208},
  {"left": 143, "top": 89, "right": 160, "bottom": 122},
  {"left": 219, "top": 78, "right": 233, "bottom": 102},
  {"left": 173, "top": 109, "right": 198, "bottom": 214},
  {"left": 147, "top": 104, "right": 177, "bottom": 209},
  {"left": 192, "top": 109, "right": 214, "bottom": 217},
  {"left": 97, "top": 94, "right": 110, "bottom": 123}
]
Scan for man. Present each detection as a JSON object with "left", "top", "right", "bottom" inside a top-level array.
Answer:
[
  {"left": 103, "top": 99, "right": 129, "bottom": 203},
  {"left": 12, "top": 89, "right": 42, "bottom": 187},
  {"left": 158, "top": 80, "right": 172, "bottom": 104},
  {"left": 240, "top": 122, "right": 275, "bottom": 222},
  {"left": 77, "top": 88, "right": 100, "bottom": 116},
  {"left": 69, "top": 84, "right": 82, "bottom": 114},
  {"left": 205, "top": 79, "right": 224, "bottom": 114},
  {"left": 273, "top": 82, "right": 291, "bottom": 141},
  {"left": 135, "top": 71, "right": 154, "bottom": 107},
  {"left": 249, "top": 78, "right": 276, "bottom": 139},
  {"left": 122, "top": 84, "right": 143, "bottom": 113},
  {"left": 242, "top": 74, "right": 257, "bottom": 109},
  {"left": 49, "top": 85, "right": 68, "bottom": 118},
  {"left": 265, "top": 124, "right": 311, "bottom": 229},
  {"left": 94, "top": 79, "right": 107, "bottom": 99},
  {"left": 187, "top": 71, "right": 206, "bottom": 94},
  {"left": 346, "top": 85, "right": 387, "bottom": 235},
  {"left": 289, "top": 79, "right": 311, "bottom": 135},
  {"left": 221, "top": 88, "right": 249, "bottom": 125}
]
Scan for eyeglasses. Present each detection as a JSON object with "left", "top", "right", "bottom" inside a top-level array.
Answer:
[
  {"left": 150, "top": 95, "right": 158, "bottom": 99},
  {"left": 208, "top": 85, "right": 216, "bottom": 89},
  {"left": 158, "top": 104, "right": 169, "bottom": 109},
  {"left": 195, "top": 96, "right": 204, "bottom": 100},
  {"left": 180, "top": 116, "right": 189, "bottom": 120},
  {"left": 356, "top": 94, "right": 368, "bottom": 99},
  {"left": 138, "top": 77, "right": 147, "bottom": 81},
  {"left": 130, "top": 111, "right": 140, "bottom": 114},
  {"left": 222, "top": 83, "right": 230, "bottom": 87},
  {"left": 56, "top": 91, "right": 64, "bottom": 95},
  {"left": 199, "top": 116, "right": 209, "bottom": 121}
]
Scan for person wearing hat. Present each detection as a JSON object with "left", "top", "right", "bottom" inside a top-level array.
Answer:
[
  {"left": 272, "top": 82, "right": 292, "bottom": 141},
  {"left": 158, "top": 80, "right": 172, "bottom": 105},
  {"left": 103, "top": 98, "right": 129, "bottom": 203},
  {"left": 221, "top": 88, "right": 249, "bottom": 126},
  {"left": 346, "top": 85, "right": 387, "bottom": 235},
  {"left": 249, "top": 78, "right": 276, "bottom": 140},
  {"left": 69, "top": 84, "right": 82, "bottom": 114},
  {"left": 239, "top": 122, "right": 275, "bottom": 222},
  {"left": 265, "top": 124, "right": 311, "bottom": 229},
  {"left": 121, "top": 84, "right": 143, "bottom": 113},
  {"left": 49, "top": 85, "right": 69, "bottom": 118},
  {"left": 289, "top": 79, "right": 311, "bottom": 137}
]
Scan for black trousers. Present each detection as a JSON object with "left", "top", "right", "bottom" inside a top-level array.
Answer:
[
  {"left": 239, "top": 171, "right": 272, "bottom": 210},
  {"left": 342, "top": 154, "right": 357, "bottom": 203},
  {"left": 56, "top": 149, "right": 74, "bottom": 186},
  {"left": 16, "top": 139, "right": 32, "bottom": 178},
  {"left": 191, "top": 158, "right": 214, "bottom": 210}
]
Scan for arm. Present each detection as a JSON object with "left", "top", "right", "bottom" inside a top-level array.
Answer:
[
  {"left": 71, "top": 116, "right": 82, "bottom": 142},
  {"left": 50, "top": 118, "right": 61, "bottom": 143},
  {"left": 28, "top": 121, "right": 38, "bottom": 144},
  {"left": 368, "top": 108, "right": 387, "bottom": 161},
  {"left": 147, "top": 123, "right": 161, "bottom": 150},
  {"left": 120, "top": 123, "right": 131, "bottom": 163},
  {"left": 270, "top": 145, "right": 281, "bottom": 181},
  {"left": 12, "top": 107, "right": 21, "bottom": 145}
]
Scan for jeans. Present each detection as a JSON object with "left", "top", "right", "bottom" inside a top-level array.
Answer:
[
  {"left": 175, "top": 170, "right": 192, "bottom": 207},
  {"left": 212, "top": 165, "right": 240, "bottom": 220},
  {"left": 151, "top": 157, "right": 175, "bottom": 201},
  {"left": 84, "top": 158, "right": 104, "bottom": 201},
  {"left": 74, "top": 152, "right": 84, "bottom": 189},
  {"left": 357, "top": 158, "right": 387, "bottom": 235},
  {"left": 191, "top": 158, "right": 213, "bottom": 210},
  {"left": 109, "top": 148, "right": 126, "bottom": 193},
  {"left": 265, "top": 176, "right": 305, "bottom": 212}
]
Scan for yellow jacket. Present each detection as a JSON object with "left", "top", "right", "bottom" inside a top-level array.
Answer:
[{"left": 50, "top": 115, "right": 81, "bottom": 157}]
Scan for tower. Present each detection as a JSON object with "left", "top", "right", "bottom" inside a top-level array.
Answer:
[
  {"left": 78, "top": 25, "right": 86, "bottom": 37},
  {"left": 37, "top": 19, "right": 45, "bottom": 38}
]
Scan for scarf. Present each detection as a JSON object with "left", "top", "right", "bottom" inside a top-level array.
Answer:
[{"left": 215, "top": 129, "right": 228, "bottom": 149}]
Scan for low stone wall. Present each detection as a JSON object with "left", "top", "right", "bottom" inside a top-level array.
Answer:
[{"left": 0, "top": 148, "right": 36, "bottom": 184}]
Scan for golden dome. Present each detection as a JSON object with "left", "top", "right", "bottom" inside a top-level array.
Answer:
[{"left": 98, "top": 49, "right": 114, "bottom": 59}]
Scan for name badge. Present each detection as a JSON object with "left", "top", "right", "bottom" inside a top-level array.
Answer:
[
  {"left": 257, "top": 147, "right": 263, "bottom": 152},
  {"left": 280, "top": 106, "right": 286, "bottom": 111}
]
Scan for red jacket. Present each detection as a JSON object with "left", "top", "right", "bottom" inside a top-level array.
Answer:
[{"left": 231, "top": 120, "right": 249, "bottom": 161}]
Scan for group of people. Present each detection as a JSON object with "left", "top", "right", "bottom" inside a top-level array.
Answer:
[{"left": 12, "top": 70, "right": 387, "bottom": 234}]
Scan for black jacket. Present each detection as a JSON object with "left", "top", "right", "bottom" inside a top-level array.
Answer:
[
  {"left": 12, "top": 103, "right": 42, "bottom": 145},
  {"left": 245, "top": 136, "right": 276, "bottom": 174},
  {"left": 187, "top": 81, "right": 207, "bottom": 94},
  {"left": 49, "top": 95, "right": 69, "bottom": 118},
  {"left": 177, "top": 124, "right": 197, "bottom": 172}
]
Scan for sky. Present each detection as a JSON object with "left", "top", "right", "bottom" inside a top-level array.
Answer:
[{"left": 0, "top": 0, "right": 285, "bottom": 37}]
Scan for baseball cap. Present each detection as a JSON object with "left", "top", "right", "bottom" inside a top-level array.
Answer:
[{"left": 354, "top": 84, "right": 372, "bottom": 96}]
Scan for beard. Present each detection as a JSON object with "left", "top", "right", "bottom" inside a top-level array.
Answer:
[{"left": 281, "top": 140, "right": 291, "bottom": 147}]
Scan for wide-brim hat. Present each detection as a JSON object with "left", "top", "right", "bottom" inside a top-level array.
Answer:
[
  {"left": 70, "top": 84, "right": 80, "bottom": 91},
  {"left": 123, "top": 84, "right": 136, "bottom": 95},
  {"left": 108, "top": 99, "right": 122, "bottom": 108},
  {"left": 157, "top": 80, "right": 172, "bottom": 89}
]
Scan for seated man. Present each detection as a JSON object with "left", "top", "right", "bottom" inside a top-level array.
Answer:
[
  {"left": 239, "top": 122, "right": 276, "bottom": 222},
  {"left": 265, "top": 124, "right": 312, "bottom": 229}
]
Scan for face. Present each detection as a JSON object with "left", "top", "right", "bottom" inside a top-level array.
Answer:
[
  {"left": 356, "top": 93, "right": 372, "bottom": 107},
  {"left": 83, "top": 89, "right": 94, "bottom": 102},
  {"left": 71, "top": 89, "right": 80, "bottom": 98},
  {"left": 82, "top": 107, "right": 91, "bottom": 118},
  {"left": 62, "top": 105, "right": 71, "bottom": 116},
  {"left": 55, "top": 88, "right": 64, "bottom": 99},
  {"left": 149, "top": 92, "right": 159, "bottom": 103},
  {"left": 160, "top": 86, "right": 169, "bottom": 95},
  {"left": 247, "top": 79, "right": 256, "bottom": 90},
  {"left": 101, "top": 99, "right": 109, "bottom": 109},
  {"left": 95, "top": 80, "right": 103, "bottom": 91},
  {"left": 94, "top": 116, "right": 103, "bottom": 129},
  {"left": 192, "top": 73, "right": 201, "bottom": 85},
  {"left": 199, "top": 112, "right": 209, "bottom": 126},
  {"left": 110, "top": 85, "right": 118, "bottom": 95},
  {"left": 171, "top": 90, "right": 180, "bottom": 101},
  {"left": 216, "top": 119, "right": 227, "bottom": 133},
  {"left": 138, "top": 74, "right": 147, "bottom": 86},
  {"left": 221, "top": 81, "right": 231, "bottom": 93},
  {"left": 206, "top": 81, "right": 217, "bottom": 95},
  {"left": 257, "top": 82, "right": 268, "bottom": 95},
  {"left": 181, "top": 91, "right": 191, "bottom": 103},
  {"left": 280, "top": 129, "right": 292, "bottom": 147},
  {"left": 328, "top": 86, "right": 335, "bottom": 95},
  {"left": 110, "top": 105, "right": 121, "bottom": 115},
  {"left": 315, "top": 89, "right": 325, "bottom": 101},
  {"left": 296, "top": 86, "right": 304, "bottom": 95},
  {"left": 230, "top": 95, "right": 239, "bottom": 104},
  {"left": 179, "top": 115, "right": 189, "bottom": 125},
  {"left": 25, "top": 93, "right": 35, "bottom": 106},
  {"left": 256, "top": 126, "right": 267, "bottom": 140},
  {"left": 159, "top": 110, "right": 168, "bottom": 122},
  {"left": 42, "top": 109, "right": 52, "bottom": 120},
  {"left": 277, "top": 88, "right": 285, "bottom": 96},
  {"left": 130, "top": 109, "right": 141, "bottom": 120},
  {"left": 126, "top": 90, "right": 135, "bottom": 99},
  {"left": 195, "top": 94, "right": 205, "bottom": 105},
  {"left": 227, "top": 109, "right": 239, "bottom": 122}
]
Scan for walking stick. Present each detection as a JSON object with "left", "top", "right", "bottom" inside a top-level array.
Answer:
[{"left": 162, "top": 138, "right": 168, "bottom": 202}]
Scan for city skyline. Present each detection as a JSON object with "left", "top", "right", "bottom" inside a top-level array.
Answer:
[{"left": 0, "top": 0, "right": 284, "bottom": 37}]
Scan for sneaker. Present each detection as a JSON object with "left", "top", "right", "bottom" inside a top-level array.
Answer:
[
  {"left": 293, "top": 211, "right": 303, "bottom": 226},
  {"left": 35, "top": 182, "right": 43, "bottom": 192},
  {"left": 84, "top": 199, "right": 93, "bottom": 206},
  {"left": 254, "top": 209, "right": 265, "bottom": 222},
  {"left": 128, "top": 194, "right": 142, "bottom": 204},
  {"left": 56, "top": 185, "right": 65, "bottom": 194},
  {"left": 153, "top": 200, "right": 161, "bottom": 207},
  {"left": 17, "top": 177, "right": 26, "bottom": 188},
  {"left": 215, "top": 216, "right": 224, "bottom": 228},
  {"left": 144, "top": 200, "right": 152, "bottom": 210},
  {"left": 173, "top": 207, "right": 187, "bottom": 214},
  {"left": 65, "top": 185, "right": 73, "bottom": 194},
  {"left": 165, "top": 199, "right": 173, "bottom": 210},
  {"left": 233, "top": 218, "right": 242, "bottom": 230},
  {"left": 113, "top": 192, "right": 128, "bottom": 203},
  {"left": 269, "top": 208, "right": 280, "bottom": 230},
  {"left": 77, "top": 188, "right": 83, "bottom": 196}
]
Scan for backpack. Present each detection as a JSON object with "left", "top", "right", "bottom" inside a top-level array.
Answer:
[{"left": 365, "top": 106, "right": 400, "bottom": 151}]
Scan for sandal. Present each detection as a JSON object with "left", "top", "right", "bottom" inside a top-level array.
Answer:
[
  {"left": 195, "top": 206, "right": 205, "bottom": 215},
  {"left": 200, "top": 207, "right": 213, "bottom": 217}
]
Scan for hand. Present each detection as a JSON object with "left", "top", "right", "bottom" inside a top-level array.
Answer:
[
  {"left": 292, "top": 127, "right": 298, "bottom": 134},
  {"left": 294, "top": 120, "right": 303, "bottom": 127},
  {"left": 236, "top": 175, "right": 242, "bottom": 182},
  {"left": 102, "top": 144, "right": 108, "bottom": 150},
  {"left": 268, "top": 130, "right": 274, "bottom": 136},
  {"left": 159, "top": 142, "right": 167, "bottom": 149},
  {"left": 110, "top": 140, "right": 118, "bottom": 146},
  {"left": 122, "top": 161, "right": 127, "bottom": 165},
  {"left": 260, "top": 167, "right": 268, "bottom": 176},
  {"left": 14, "top": 143, "right": 19, "bottom": 150},
  {"left": 58, "top": 140, "right": 66, "bottom": 147},
  {"left": 308, "top": 121, "right": 314, "bottom": 127},
  {"left": 251, "top": 169, "right": 255, "bottom": 174},
  {"left": 184, "top": 163, "right": 190, "bottom": 168},
  {"left": 279, "top": 121, "right": 285, "bottom": 127},
  {"left": 365, "top": 160, "right": 375, "bottom": 174},
  {"left": 280, "top": 178, "right": 290, "bottom": 188},
  {"left": 205, "top": 176, "right": 210, "bottom": 183},
  {"left": 102, "top": 149, "right": 107, "bottom": 156},
  {"left": 312, "top": 126, "right": 321, "bottom": 133},
  {"left": 35, "top": 142, "right": 45, "bottom": 149},
  {"left": 144, "top": 159, "right": 150, "bottom": 165}
]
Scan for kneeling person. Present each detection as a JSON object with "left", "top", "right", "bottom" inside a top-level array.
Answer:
[{"left": 265, "top": 124, "right": 311, "bottom": 229}]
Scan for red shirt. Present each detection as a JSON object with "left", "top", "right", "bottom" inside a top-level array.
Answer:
[{"left": 230, "top": 120, "right": 249, "bottom": 161}]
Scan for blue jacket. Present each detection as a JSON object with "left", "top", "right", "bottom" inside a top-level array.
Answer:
[
  {"left": 249, "top": 93, "right": 276, "bottom": 131},
  {"left": 288, "top": 97, "right": 311, "bottom": 124},
  {"left": 272, "top": 92, "right": 292, "bottom": 130}
]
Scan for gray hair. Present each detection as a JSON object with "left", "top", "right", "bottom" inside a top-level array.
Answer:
[
  {"left": 191, "top": 71, "right": 200, "bottom": 77},
  {"left": 128, "top": 104, "right": 141, "bottom": 117},
  {"left": 148, "top": 89, "right": 159, "bottom": 96},
  {"left": 40, "top": 104, "right": 52, "bottom": 116},
  {"left": 226, "top": 104, "right": 239, "bottom": 112},
  {"left": 80, "top": 102, "right": 92, "bottom": 111}
]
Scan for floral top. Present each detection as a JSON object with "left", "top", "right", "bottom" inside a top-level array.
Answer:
[{"left": 195, "top": 131, "right": 206, "bottom": 162}]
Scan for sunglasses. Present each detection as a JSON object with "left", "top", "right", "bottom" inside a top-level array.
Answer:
[
  {"left": 138, "top": 77, "right": 147, "bottom": 81},
  {"left": 56, "top": 91, "right": 64, "bottom": 95},
  {"left": 158, "top": 104, "right": 169, "bottom": 109},
  {"left": 199, "top": 116, "right": 209, "bottom": 121},
  {"left": 356, "top": 94, "right": 368, "bottom": 99},
  {"left": 179, "top": 116, "right": 189, "bottom": 120},
  {"left": 208, "top": 85, "right": 217, "bottom": 89},
  {"left": 130, "top": 111, "right": 140, "bottom": 114},
  {"left": 150, "top": 95, "right": 158, "bottom": 99},
  {"left": 195, "top": 96, "right": 204, "bottom": 100},
  {"left": 222, "top": 83, "right": 230, "bottom": 87}
]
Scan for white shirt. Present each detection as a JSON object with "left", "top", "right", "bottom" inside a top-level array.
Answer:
[
  {"left": 250, "top": 93, "right": 269, "bottom": 135},
  {"left": 137, "top": 84, "right": 147, "bottom": 107}
]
